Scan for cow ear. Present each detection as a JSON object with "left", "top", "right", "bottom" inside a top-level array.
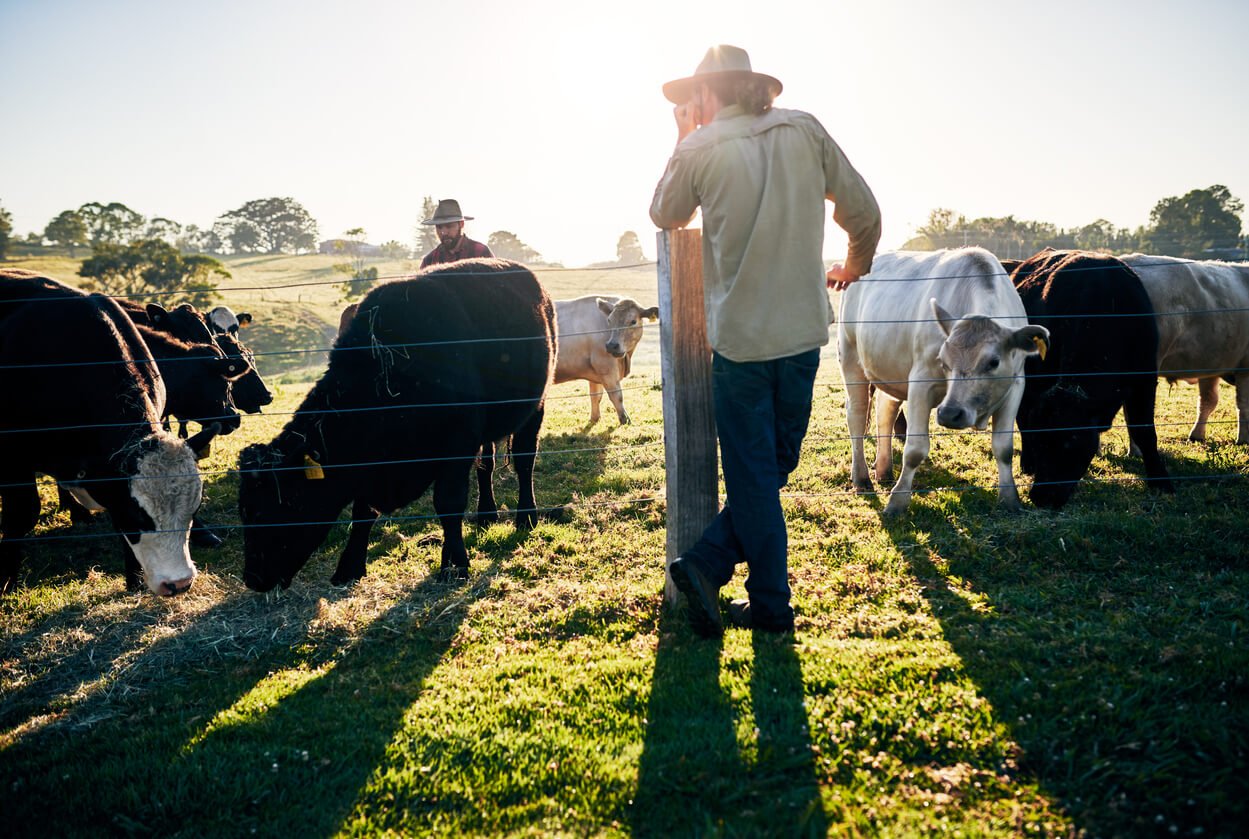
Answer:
[
  {"left": 237, "top": 313, "right": 252, "bottom": 327},
  {"left": 1010, "top": 325, "right": 1051, "bottom": 360},
  {"left": 596, "top": 298, "right": 616, "bottom": 317},
  {"left": 930, "top": 298, "right": 957, "bottom": 337},
  {"left": 642, "top": 306, "right": 659, "bottom": 321},
  {"left": 145, "top": 303, "right": 169, "bottom": 325}
]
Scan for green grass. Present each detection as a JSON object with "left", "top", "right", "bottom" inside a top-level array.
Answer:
[{"left": 1, "top": 254, "right": 1247, "bottom": 837}]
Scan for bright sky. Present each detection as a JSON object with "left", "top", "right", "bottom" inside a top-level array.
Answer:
[{"left": 2, "top": 0, "right": 1246, "bottom": 267}]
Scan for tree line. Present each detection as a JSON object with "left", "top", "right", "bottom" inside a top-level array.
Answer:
[{"left": 905, "top": 185, "right": 1246, "bottom": 261}]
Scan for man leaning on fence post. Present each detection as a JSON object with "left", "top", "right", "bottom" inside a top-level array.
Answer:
[{"left": 650, "top": 45, "right": 881, "bottom": 637}]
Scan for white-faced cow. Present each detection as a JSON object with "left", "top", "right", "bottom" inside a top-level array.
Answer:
[
  {"left": 239, "top": 258, "right": 555, "bottom": 590},
  {"left": 553, "top": 295, "right": 658, "bottom": 425},
  {"left": 1120, "top": 253, "right": 1249, "bottom": 444},
  {"left": 0, "top": 270, "right": 219, "bottom": 595},
  {"left": 838, "top": 248, "right": 1049, "bottom": 515},
  {"left": 206, "top": 305, "right": 252, "bottom": 336},
  {"left": 1011, "top": 250, "right": 1174, "bottom": 508}
]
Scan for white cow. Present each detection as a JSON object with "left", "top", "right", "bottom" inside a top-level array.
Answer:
[
  {"left": 554, "top": 295, "right": 659, "bottom": 425},
  {"left": 838, "top": 248, "right": 1050, "bottom": 515},
  {"left": 1121, "top": 254, "right": 1249, "bottom": 443}
]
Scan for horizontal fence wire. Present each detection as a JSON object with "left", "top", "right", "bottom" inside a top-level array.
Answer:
[{"left": 6, "top": 469, "right": 1243, "bottom": 547}]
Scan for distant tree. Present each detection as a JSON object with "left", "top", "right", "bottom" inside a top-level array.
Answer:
[
  {"left": 44, "top": 209, "right": 90, "bottom": 255},
  {"left": 334, "top": 227, "right": 381, "bottom": 302},
  {"left": 175, "top": 223, "right": 222, "bottom": 254},
  {"left": 1145, "top": 185, "right": 1245, "bottom": 259},
  {"left": 0, "top": 202, "right": 14, "bottom": 260},
  {"left": 616, "top": 230, "right": 646, "bottom": 264},
  {"left": 78, "top": 201, "right": 146, "bottom": 245},
  {"left": 379, "top": 240, "right": 410, "bottom": 259},
  {"left": 145, "top": 216, "right": 183, "bottom": 246},
  {"left": 414, "top": 195, "right": 439, "bottom": 256},
  {"left": 214, "top": 196, "right": 318, "bottom": 254},
  {"left": 78, "top": 239, "right": 229, "bottom": 307},
  {"left": 487, "top": 230, "right": 542, "bottom": 263}
]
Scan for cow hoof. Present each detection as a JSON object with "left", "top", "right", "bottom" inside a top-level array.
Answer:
[
  {"left": 330, "top": 570, "right": 364, "bottom": 587},
  {"left": 881, "top": 499, "right": 909, "bottom": 517},
  {"left": 852, "top": 478, "right": 875, "bottom": 495},
  {"left": 473, "top": 510, "right": 500, "bottom": 528},
  {"left": 437, "top": 566, "right": 469, "bottom": 584}
]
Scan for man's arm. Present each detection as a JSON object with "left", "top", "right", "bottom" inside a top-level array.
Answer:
[{"left": 822, "top": 131, "right": 881, "bottom": 284}]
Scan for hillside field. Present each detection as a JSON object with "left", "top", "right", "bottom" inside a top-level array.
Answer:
[{"left": 0, "top": 252, "right": 1247, "bottom": 837}]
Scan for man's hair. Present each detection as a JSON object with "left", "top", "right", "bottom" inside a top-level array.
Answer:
[{"left": 707, "top": 76, "right": 776, "bottom": 116}]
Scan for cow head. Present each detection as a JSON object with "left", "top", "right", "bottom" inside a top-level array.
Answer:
[
  {"left": 94, "top": 426, "right": 219, "bottom": 596},
  {"left": 931, "top": 299, "right": 1050, "bottom": 430},
  {"left": 238, "top": 440, "right": 346, "bottom": 591},
  {"left": 1015, "top": 382, "right": 1104, "bottom": 509},
  {"left": 597, "top": 298, "right": 659, "bottom": 359},
  {"left": 146, "top": 302, "right": 214, "bottom": 345},
  {"left": 206, "top": 305, "right": 252, "bottom": 336},
  {"left": 215, "top": 332, "right": 273, "bottom": 413}
]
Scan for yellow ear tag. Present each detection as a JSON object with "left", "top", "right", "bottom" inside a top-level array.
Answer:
[
  {"left": 1033, "top": 335, "right": 1047, "bottom": 361},
  {"left": 303, "top": 454, "right": 325, "bottom": 480}
]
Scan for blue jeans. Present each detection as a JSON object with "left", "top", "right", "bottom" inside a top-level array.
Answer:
[{"left": 684, "top": 348, "right": 820, "bottom": 627}]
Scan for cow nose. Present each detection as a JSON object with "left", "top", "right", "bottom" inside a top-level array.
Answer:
[
  {"left": 606, "top": 343, "right": 624, "bottom": 357},
  {"left": 160, "top": 576, "right": 194, "bottom": 596},
  {"left": 936, "top": 404, "right": 971, "bottom": 429}
]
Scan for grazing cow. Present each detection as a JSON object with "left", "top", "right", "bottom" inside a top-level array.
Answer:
[
  {"left": 838, "top": 248, "right": 1049, "bottom": 515},
  {"left": 239, "top": 258, "right": 556, "bottom": 590},
  {"left": 206, "top": 305, "right": 252, "bottom": 335},
  {"left": 1120, "top": 253, "right": 1249, "bottom": 443},
  {"left": 0, "top": 270, "right": 220, "bottom": 595},
  {"left": 553, "top": 295, "right": 658, "bottom": 424},
  {"left": 1011, "top": 250, "right": 1174, "bottom": 508}
]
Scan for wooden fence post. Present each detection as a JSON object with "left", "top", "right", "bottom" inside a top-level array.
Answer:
[{"left": 656, "top": 229, "right": 718, "bottom": 604}]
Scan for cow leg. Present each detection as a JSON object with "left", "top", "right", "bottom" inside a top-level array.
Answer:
[
  {"left": 0, "top": 478, "right": 41, "bottom": 593},
  {"left": 1124, "top": 382, "right": 1175, "bottom": 493},
  {"left": 190, "top": 515, "right": 224, "bottom": 548},
  {"left": 475, "top": 441, "right": 499, "bottom": 526},
  {"left": 331, "top": 499, "right": 378, "bottom": 585},
  {"left": 587, "top": 382, "right": 603, "bottom": 425},
  {"left": 1189, "top": 377, "right": 1219, "bottom": 442},
  {"left": 991, "top": 384, "right": 1025, "bottom": 512},
  {"left": 884, "top": 384, "right": 936, "bottom": 516},
  {"left": 843, "top": 364, "right": 874, "bottom": 493},
  {"left": 512, "top": 407, "right": 544, "bottom": 530},
  {"left": 434, "top": 467, "right": 472, "bottom": 580},
  {"left": 1234, "top": 373, "right": 1249, "bottom": 444},
  {"left": 874, "top": 393, "right": 902, "bottom": 484},
  {"left": 602, "top": 366, "right": 630, "bottom": 425}
]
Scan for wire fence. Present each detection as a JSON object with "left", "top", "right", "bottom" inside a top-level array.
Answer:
[{"left": 3, "top": 254, "right": 1249, "bottom": 548}]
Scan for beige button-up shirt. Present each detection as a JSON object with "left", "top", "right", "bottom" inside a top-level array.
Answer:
[{"left": 650, "top": 105, "right": 881, "bottom": 362}]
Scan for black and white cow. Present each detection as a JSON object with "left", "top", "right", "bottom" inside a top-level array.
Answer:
[
  {"left": 1011, "top": 250, "right": 1174, "bottom": 508},
  {"left": 239, "top": 258, "right": 556, "bottom": 590},
  {"left": 1121, "top": 253, "right": 1249, "bottom": 444},
  {"left": 206, "top": 305, "right": 252, "bottom": 336},
  {"left": 0, "top": 270, "right": 219, "bottom": 595},
  {"left": 839, "top": 248, "right": 1049, "bottom": 515}
]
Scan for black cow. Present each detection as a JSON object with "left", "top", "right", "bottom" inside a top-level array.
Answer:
[
  {"left": 239, "top": 258, "right": 556, "bottom": 590},
  {"left": 1012, "top": 250, "right": 1174, "bottom": 508},
  {"left": 0, "top": 270, "right": 220, "bottom": 595}
]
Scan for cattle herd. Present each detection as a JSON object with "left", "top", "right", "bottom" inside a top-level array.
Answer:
[{"left": 1, "top": 249, "right": 1247, "bottom": 597}]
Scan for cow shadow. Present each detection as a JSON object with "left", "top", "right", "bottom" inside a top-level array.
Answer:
[
  {"left": 631, "top": 606, "right": 827, "bottom": 836},
  {"left": 875, "top": 493, "right": 1248, "bottom": 835},
  {"left": 0, "top": 548, "right": 515, "bottom": 837}
]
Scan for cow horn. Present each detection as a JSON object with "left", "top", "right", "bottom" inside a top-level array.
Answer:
[{"left": 186, "top": 423, "right": 222, "bottom": 459}]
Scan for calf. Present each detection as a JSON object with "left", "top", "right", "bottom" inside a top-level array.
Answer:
[
  {"left": 1120, "top": 253, "right": 1249, "bottom": 443},
  {"left": 239, "top": 258, "right": 556, "bottom": 590},
  {"left": 206, "top": 304, "right": 253, "bottom": 335},
  {"left": 553, "top": 295, "right": 658, "bottom": 424},
  {"left": 0, "top": 270, "right": 220, "bottom": 595},
  {"left": 838, "top": 248, "right": 1048, "bottom": 515},
  {"left": 1012, "top": 250, "right": 1174, "bottom": 508}
]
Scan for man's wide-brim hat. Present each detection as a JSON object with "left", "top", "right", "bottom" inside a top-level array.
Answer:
[
  {"left": 662, "top": 44, "right": 782, "bottom": 105},
  {"left": 422, "top": 198, "right": 473, "bottom": 225}
]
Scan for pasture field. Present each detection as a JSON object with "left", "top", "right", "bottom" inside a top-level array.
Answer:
[{"left": 1, "top": 254, "right": 1248, "bottom": 837}]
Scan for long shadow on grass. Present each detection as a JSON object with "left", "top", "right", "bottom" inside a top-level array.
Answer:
[
  {"left": 0, "top": 535, "right": 521, "bottom": 837},
  {"left": 879, "top": 488, "right": 1249, "bottom": 837},
  {"left": 631, "top": 607, "right": 826, "bottom": 836}
]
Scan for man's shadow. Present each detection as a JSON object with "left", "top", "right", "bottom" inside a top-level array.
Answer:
[{"left": 631, "top": 602, "right": 826, "bottom": 836}]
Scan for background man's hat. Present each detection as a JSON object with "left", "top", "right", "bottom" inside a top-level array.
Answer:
[
  {"left": 422, "top": 198, "right": 474, "bottom": 225},
  {"left": 662, "top": 45, "right": 782, "bottom": 105}
]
